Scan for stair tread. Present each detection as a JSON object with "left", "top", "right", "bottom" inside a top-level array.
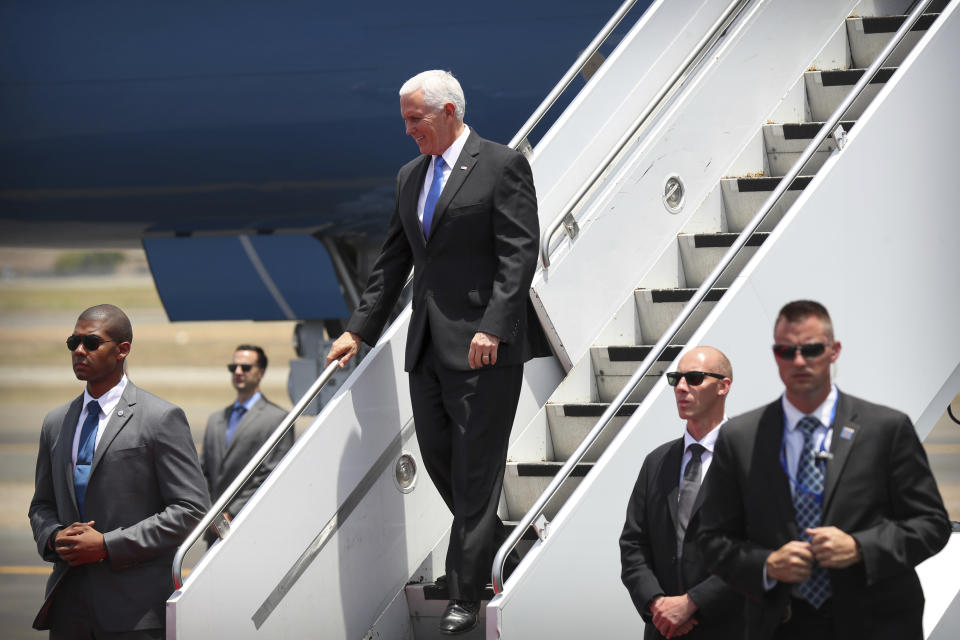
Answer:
[
  {"left": 512, "top": 461, "right": 594, "bottom": 477},
  {"left": 723, "top": 175, "right": 813, "bottom": 191},
  {"left": 596, "top": 344, "right": 683, "bottom": 362},
  {"left": 853, "top": 13, "right": 939, "bottom": 34},
  {"left": 762, "top": 121, "right": 857, "bottom": 138},
  {"left": 808, "top": 67, "right": 896, "bottom": 85}
]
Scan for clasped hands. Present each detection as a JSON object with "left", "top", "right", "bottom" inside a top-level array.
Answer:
[
  {"left": 766, "top": 526, "right": 862, "bottom": 583},
  {"left": 649, "top": 594, "right": 698, "bottom": 638},
  {"left": 55, "top": 521, "right": 107, "bottom": 566},
  {"left": 326, "top": 331, "right": 500, "bottom": 370}
]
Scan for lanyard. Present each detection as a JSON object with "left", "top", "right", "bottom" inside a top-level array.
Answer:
[{"left": 779, "top": 397, "right": 838, "bottom": 504}]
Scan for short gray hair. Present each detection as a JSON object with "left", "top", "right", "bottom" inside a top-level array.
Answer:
[{"left": 399, "top": 70, "right": 466, "bottom": 121}]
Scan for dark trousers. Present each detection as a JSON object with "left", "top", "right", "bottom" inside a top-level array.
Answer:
[
  {"left": 410, "top": 342, "right": 523, "bottom": 602},
  {"left": 48, "top": 570, "right": 164, "bottom": 640},
  {"left": 772, "top": 598, "right": 834, "bottom": 640}
]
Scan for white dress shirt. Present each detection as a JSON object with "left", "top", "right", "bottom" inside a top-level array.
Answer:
[
  {"left": 417, "top": 125, "right": 471, "bottom": 225},
  {"left": 72, "top": 375, "right": 128, "bottom": 469},
  {"left": 679, "top": 417, "right": 727, "bottom": 490}
]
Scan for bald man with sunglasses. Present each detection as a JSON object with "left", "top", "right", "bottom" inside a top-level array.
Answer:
[
  {"left": 620, "top": 346, "right": 743, "bottom": 639},
  {"left": 698, "top": 300, "right": 949, "bottom": 640},
  {"left": 29, "top": 304, "right": 209, "bottom": 637}
]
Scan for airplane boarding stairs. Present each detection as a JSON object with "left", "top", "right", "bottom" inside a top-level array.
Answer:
[{"left": 168, "top": 1, "right": 960, "bottom": 638}]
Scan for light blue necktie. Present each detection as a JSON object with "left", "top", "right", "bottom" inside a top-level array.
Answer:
[
  {"left": 422, "top": 155, "right": 446, "bottom": 239},
  {"left": 225, "top": 404, "right": 247, "bottom": 446},
  {"left": 74, "top": 399, "right": 101, "bottom": 519},
  {"left": 794, "top": 415, "right": 832, "bottom": 608}
]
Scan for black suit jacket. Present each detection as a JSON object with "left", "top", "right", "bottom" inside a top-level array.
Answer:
[
  {"left": 201, "top": 395, "right": 293, "bottom": 518},
  {"left": 346, "top": 129, "right": 549, "bottom": 371},
  {"left": 698, "top": 391, "right": 950, "bottom": 640},
  {"left": 620, "top": 437, "right": 743, "bottom": 639},
  {"left": 29, "top": 382, "right": 210, "bottom": 631}
]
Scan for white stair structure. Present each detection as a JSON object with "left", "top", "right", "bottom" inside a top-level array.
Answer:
[{"left": 168, "top": 1, "right": 960, "bottom": 638}]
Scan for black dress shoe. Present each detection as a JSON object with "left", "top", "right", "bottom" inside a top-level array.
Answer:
[{"left": 439, "top": 600, "right": 479, "bottom": 635}]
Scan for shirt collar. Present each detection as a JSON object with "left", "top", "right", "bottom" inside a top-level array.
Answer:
[
  {"left": 83, "top": 374, "right": 128, "bottom": 417},
  {"left": 439, "top": 124, "right": 470, "bottom": 169},
  {"left": 782, "top": 384, "right": 838, "bottom": 432},
  {"left": 683, "top": 416, "right": 727, "bottom": 453},
  {"left": 235, "top": 390, "right": 262, "bottom": 411}
]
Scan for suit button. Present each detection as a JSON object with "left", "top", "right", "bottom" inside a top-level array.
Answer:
[{"left": 671, "top": 555, "right": 677, "bottom": 564}]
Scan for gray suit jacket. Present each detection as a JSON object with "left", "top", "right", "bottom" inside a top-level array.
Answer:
[
  {"left": 29, "top": 382, "right": 210, "bottom": 631},
  {"left": 201, "top": 395, "right": 293, "bottom": 518}
]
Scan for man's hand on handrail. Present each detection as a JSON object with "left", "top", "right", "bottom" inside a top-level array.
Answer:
[{"left": 326, "top": 332, "right": 362, "bottom": 368}]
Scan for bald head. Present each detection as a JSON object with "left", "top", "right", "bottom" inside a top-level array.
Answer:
[
  {"left": 78, "top": 304, "right": 132, "bottom": 344},
  {"left": 677, "top": 346, "right": 732, "bottom": 380}
]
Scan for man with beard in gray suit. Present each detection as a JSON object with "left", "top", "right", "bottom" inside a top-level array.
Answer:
[
  {"left": 202, "top": 344, "right": 292, "bottom": 542},
  {"left": 29, "top": 304, "right": 209, "bottom": 638}
]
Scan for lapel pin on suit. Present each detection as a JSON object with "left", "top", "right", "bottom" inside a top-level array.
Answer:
[
  {"left": 840, "top": 426, "right": 855, "bottom": 440},
  {"left": 459, "top": 165, "right": 468, "bottom": 171},
  {"left": 117, "top": 410, "right": 124, "bottom": 417}
]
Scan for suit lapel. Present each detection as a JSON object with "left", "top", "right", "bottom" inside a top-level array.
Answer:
[
  {"left": 58, "top": 396, "right": 84, "bottom": 519},
  {"left": 426, "top": 131, "right": 480, "bottom": 242},
  {"left": 757, "top": 402, "right": 799, "bottom": 539},
  {"left": 89, "top": 383, "right": 137, "bottom": 476},
  {"left": 823, "top": 392, "right": 858, "bottom": 516},
  {"left": 661, "top": 438, "right": 684, "bottom": 530},
  {"left": 224, "top": 399, "right": 262, "bottom": 459},
  {"left": 400, "top": 156, "right": 431, "bottom": 248}
]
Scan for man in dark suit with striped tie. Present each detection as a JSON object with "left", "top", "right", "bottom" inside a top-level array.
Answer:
[
  {"left": 326, "top": 69, "right": 548, "bottom": 634},
  {"left": 620, "top": 346, "right": 743, "bottom": 639},
  {"left": 698, "top": 300, "right": 950, "bottom": 639}
]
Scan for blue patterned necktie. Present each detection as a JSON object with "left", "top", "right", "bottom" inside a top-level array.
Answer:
[
  {"left": 225, "top": 404, "right": 247, "bottom": 446},
  {"left": 794, "top": 415, "right": 832, "bottom": 608},
  {"left": 74, "top": 399, "right": 101, "bottom": 519},
  {"left": 422, "top": 155, "right": 446, "bottom": 239}
]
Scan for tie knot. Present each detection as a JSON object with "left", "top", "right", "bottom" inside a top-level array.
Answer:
[
  {"left": 86, "top": 400, "right": 101, "bottom": 416},
  {"left": 687, "top": 443, "right": 706, "bottom": 461},
  {"left": 434, "top": 156, "right": 446, "bottom": 170},
  {"left": 234, "top": 404, "right": 247, "bottom": 416},
  {"left": 797, "top": 416, "right": 821, "bottom": 437}
]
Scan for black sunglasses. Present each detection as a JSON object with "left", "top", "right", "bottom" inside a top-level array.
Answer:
[
  {"left": 666, "top": 371, "right": 726, "bottom": 387},
  {"left": 772, "top": 343, "right": 829, "bottom": 360},
  {"left": 227, "top": 363, "right": 254, "bottom": 372},
  {"left": 66, "top": 334, "right": 116, "bottom": 351}
]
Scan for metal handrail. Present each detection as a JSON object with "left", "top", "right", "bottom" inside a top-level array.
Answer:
[
  {"left": 507, "top": 0, "right": 641, "bottom": 152},
  {"left": 493, "top": 0, "right": 937, "bottom": 593},
  {"left": 173, "top": 359, "right": 343, "bottom": 588},
  {"left": 539, "top": 0, "right": 750, "bottom": 268}
]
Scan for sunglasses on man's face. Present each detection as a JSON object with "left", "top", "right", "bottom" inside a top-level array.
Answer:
[
  {"left": 227, "top": 363, "right": 254, "bottom": 373},
  {"left": 66, "top": 334, "right": 116, "bottom": 352},
  {"left": 666, "top": 371, "right": 725, "bottom": 387},
  {"left": 772, "top": 343, "right": 829, "bottom": 360}
]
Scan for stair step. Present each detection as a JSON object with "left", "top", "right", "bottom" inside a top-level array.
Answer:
[
  {"left": 762, "top": 122, "right": 856, "bottom": 175},
  {"left": 405, "top": 583, "right": 490, "bottom": 640},
  {"left": 592, "top": 345, "right": 679, "bottom": 402},
  {"left": 635, "top": 288, "right": 726, "bottom": 344},
  {"left": 504, "top": 461, "right": 595, "bottom": 520},
  {"left": 804, "top": 67, "right": 895, "bottom": 121},
  {"left": 678, "top": 232, "right": 769, "bottom": 288},
  {"left": 847, "top": 13, "right": 940, "bottom": 68},
  {"left": 720, "top": 176, "right": 812, "bottom": 233},
  {"left": 546, "top": 403, "right": 641, "bottom": 460}
]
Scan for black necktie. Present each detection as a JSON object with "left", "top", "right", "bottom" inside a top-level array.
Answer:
[{"left": 676, "top": 443, "right": 705, "bottom": 552}]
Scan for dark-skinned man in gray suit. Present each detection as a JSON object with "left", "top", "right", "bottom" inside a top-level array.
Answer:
[
  {"left": 202, "top": 344, "right": 292, "bottom": 544},
  {"left": 326, "top": 69, "right": 548, "bottom": 634},
  {"left": 29, "top": 304, "right": 210, "bottom": 638}
]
